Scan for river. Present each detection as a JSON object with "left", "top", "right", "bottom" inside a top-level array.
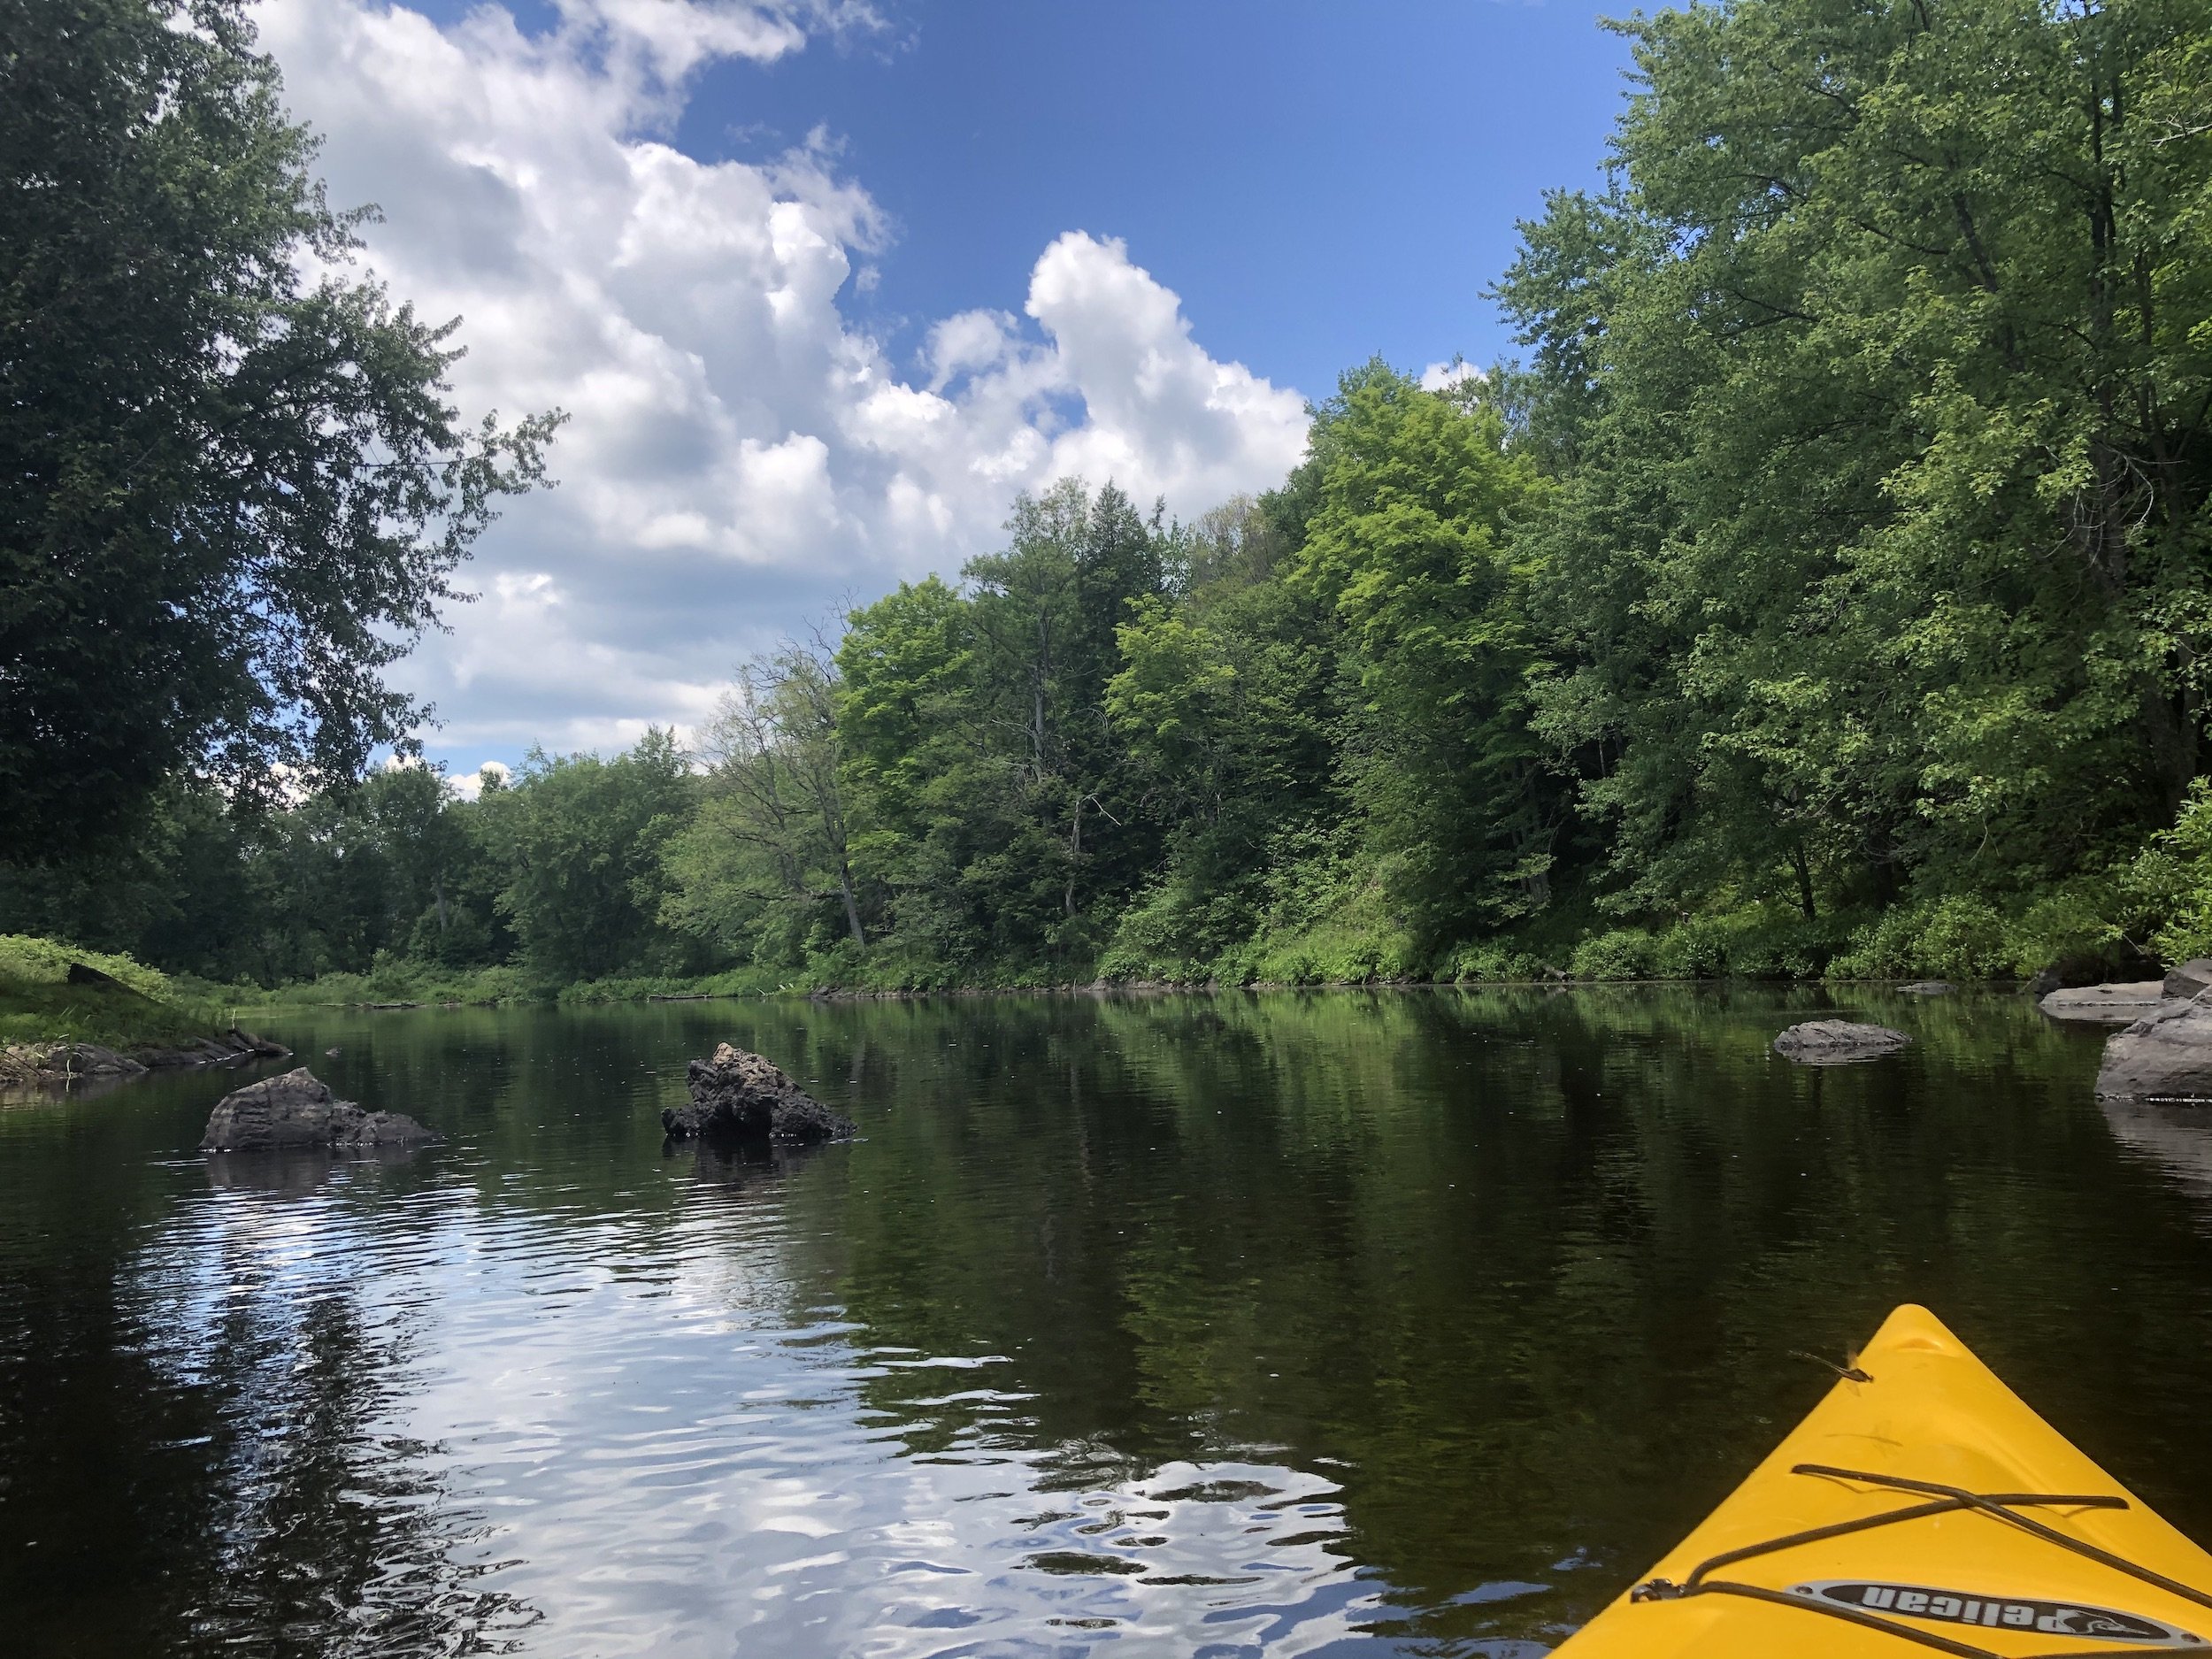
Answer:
[{"left": 4, "top": 987, "right": 2211, "bottom": 1656}]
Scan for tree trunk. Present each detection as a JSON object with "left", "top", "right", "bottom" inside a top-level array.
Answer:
[
  {"left": 2142, "top": 678, "right": 2200, "bottom": 820},
  {"left": 837, "top": 859, "right": 866, "bottom": 947},
  {"left": 1064, "top": 799, "right": 1082, "bottom": 917}
]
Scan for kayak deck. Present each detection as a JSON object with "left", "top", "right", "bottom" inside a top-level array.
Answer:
[{"left": 1555, "top": 1305, "right": 2212, "bottom": 1656}]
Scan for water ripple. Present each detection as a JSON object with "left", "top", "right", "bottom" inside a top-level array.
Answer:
[{"left": 96, "top": 1163, "right": 1416, "bottom": 1657}]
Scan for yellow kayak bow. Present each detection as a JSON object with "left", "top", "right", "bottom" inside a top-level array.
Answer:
[{"left": 1556, "top": 1305, "right": 2212, "bottom": 1656}]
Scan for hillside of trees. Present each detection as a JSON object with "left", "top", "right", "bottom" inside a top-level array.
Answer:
[{"left": 9, "top": 0, "right": 2212, "bottom": 996}]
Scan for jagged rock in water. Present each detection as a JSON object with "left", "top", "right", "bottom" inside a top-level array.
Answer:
[
  {"left": 1772, "top": 1020, "right": 1912, "bottom": 1065},
  {"left": 2163, "top": 959, "right": 2212, "bottom": 1000},
  {"left": 663, "top": 1043, "right": 854, "bottom": 1142},
  {"left": 2038, "top": 981, "right": 2169, "bottom": 1025},
  {"left": 1899, "top": 981, "right": 1956, "bottom": 996},
  {"left": 2095, "top": 999, "right": 2212, "bottom": 1102},
  {"left": 200, "top": 1067, "right": 439, "bottom": 1152}
]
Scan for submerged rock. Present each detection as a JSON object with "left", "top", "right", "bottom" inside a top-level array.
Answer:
[
  {"left": 1773, "top": 1020, "right": 1912, "bottom": 1065},
  {"left": 2038, "top": 982, "right": 2169, "bottom": 1025},
  {"left": 663, "top": 1043, "right": 854, "bottom": 1142},
  {"left": 200, "top": 1067, "right": 439, "bottom": 1153},
  {"left": 2095, "top": 999, "right": 2212, "bottom": 1102}
]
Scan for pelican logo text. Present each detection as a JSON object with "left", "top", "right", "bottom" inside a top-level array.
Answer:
[{"left": 1792, "top": 1580, "right": 2200, "bottom": 1647}]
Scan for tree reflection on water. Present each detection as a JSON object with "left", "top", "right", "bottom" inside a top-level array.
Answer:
[{"left": 1, "top": 987, "right": 2210, "bottom": 1655}]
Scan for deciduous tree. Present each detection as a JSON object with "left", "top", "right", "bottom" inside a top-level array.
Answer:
[{"left": 0, "top": 0, "right": 558, "bottom": 853}]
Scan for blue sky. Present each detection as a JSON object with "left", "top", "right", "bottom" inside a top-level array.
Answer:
[
  {"left": 259, "top": 0, "right": 1634, "bottom": 780},
  {"left": 677, "top": 1, "right": 1636, "bottom": 396}
]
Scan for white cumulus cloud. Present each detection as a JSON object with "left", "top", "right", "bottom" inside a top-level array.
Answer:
[
  {"left": 251, "top": 0, "right": 1309, "bottom": 761},
  {"left": 449, "top": 760, "right": 513, "bottom": 802},
  {"left": 1419, "top": 357, "right": 1482, "bottom": 392}
]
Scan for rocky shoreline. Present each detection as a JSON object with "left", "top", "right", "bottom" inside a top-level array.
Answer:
[
  {"left": 2030, "top": 958, "right": 2212, "bottom": 1103},
  {"left": 0, "top": 1027, "right": 290, "bottom": 1094}
]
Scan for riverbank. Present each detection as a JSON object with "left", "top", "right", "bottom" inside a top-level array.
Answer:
[
  {"left": 4, "top": 888, "right": 2154, "bottom": 1037},
  {"left": 0, "top": 935, "right": 288, "bottom": 1089}
]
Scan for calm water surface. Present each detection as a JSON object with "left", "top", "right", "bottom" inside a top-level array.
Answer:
[{"left": 5, "top": 988, "right": 2212, "bottom": 1656}]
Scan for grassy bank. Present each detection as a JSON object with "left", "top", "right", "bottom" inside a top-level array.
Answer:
[
  {"left": 3, "top": 932, "right": 797, "bottom": 1056},
  {"left": 0, "top": 935, "right": 234, "bottom": 1051}
]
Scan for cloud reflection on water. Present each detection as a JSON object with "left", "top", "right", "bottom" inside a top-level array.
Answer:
[{"left": 124, "top": 1147, "right": 1398, "bottom": 1657}]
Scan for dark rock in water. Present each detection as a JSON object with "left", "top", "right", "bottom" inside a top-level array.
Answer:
[
  {"left": 2096, "top": 999, "right": 2212, "bottom": 1102},
  {"left": 1773, "top": 1020, "right": 1912, "bottom": 1064},
  {"left": 201, "top": 1067, "right": 439, "bottom": 1153},
  {"left": 2028, "top": 969, "right": 2062, "bottom": 997},
  {"left": 2164, "top": 959, "right": 2212, "bottom": 1000},
  {"left": 663, "top": 1043, "right": 854, "bottom": 1142},
  {"left": 2038, "top": 981, "right": 2169, "bottom": 1025},
  {"left": 1899, "top": 980, "right": 1955, "bottom": 996}
]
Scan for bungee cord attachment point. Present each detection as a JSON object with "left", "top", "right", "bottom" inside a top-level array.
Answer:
[{"left": 1626, "top": 1463, "right": 2212, "bottom": 1658}]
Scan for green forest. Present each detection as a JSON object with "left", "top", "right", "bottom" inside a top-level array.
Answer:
[{"left": 9, "top": 0, "right": 2212, "bottom": 1003}]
